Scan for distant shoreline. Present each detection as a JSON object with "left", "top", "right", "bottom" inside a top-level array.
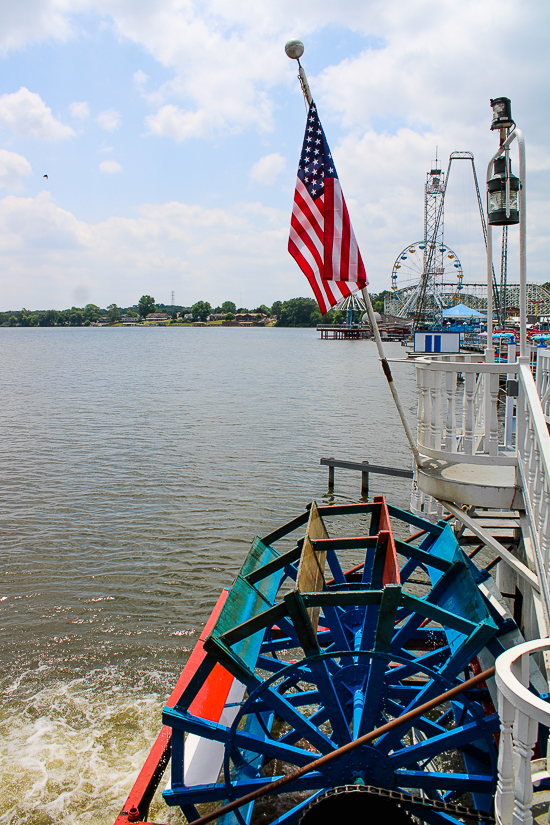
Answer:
[{"left": 0, "top": 322, "right": 283, "bottom": 329}]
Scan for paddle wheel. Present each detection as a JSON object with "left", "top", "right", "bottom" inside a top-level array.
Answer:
[{"left": 142, "top": 496, "right": 525, "bottom": 825}]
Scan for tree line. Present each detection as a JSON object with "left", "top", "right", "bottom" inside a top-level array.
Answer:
[{"left": 0, "top": 292, "right": 390, "bottom": 328}]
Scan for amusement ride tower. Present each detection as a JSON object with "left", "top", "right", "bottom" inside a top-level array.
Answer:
[
  {"left": 384, "top": 150, "right": 525, "bottom": 329},
  {"left": 389, "top": 156, "right": 465, "bottom": 330}
]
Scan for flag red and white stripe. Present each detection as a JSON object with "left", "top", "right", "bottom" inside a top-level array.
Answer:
[{"left": 288, "top": 102, "right": 367, "bottom": 314}]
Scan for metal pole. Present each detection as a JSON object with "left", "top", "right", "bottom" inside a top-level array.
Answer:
[
  {"left": 516, "top": 128, "right": 527, "bottom": 359},
  {"left": 362, "top": 288, "right": 423, "bottom": 468},
  {"left": 298, "top": 65, "right": 313, "bottom": 106},
  {"left": 486, "top": 223, "right": 494, "bottom": 360},
  {"left": 287, "top": 41, "right": 423, "bottom": 470},
  {"left": 186, "top": 665, "right": 496, "bottom": 825}
]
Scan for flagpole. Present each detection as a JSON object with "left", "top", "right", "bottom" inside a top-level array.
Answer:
[
  {"left": 285, "top": 40, "right": 313, "bottom": 105},
  {"left": 286, "top": 39, "right": 422, "bottom": 469},
  {"left": 361, "top": 287, "right": 422, "bottom": 467}
]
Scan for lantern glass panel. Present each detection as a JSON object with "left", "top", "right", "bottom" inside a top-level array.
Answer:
[{"left": 489, "top": 191, "right": 504, "bottom": 213}]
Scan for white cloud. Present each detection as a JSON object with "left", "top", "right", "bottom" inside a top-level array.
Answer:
[
  {"left": 69, "top": 101, "right": 90, "bottom": 120},
  {"left": 133, "top": 70, "right": 148, "bottom": 88},
  {"left": 0, "top": 1, "right": 75, "bottom": 55},
  {"left": 0, "top": 87, "right": 75, "bottom": 140},
  {"left": 0, "top": 0, "right": 547, "bottom": 302},
  {"left": 97, "top": 108, "right": 121, "bottom": 132},
  {"left": 99, "top": 160, "right": 121, "bottom": 174},
  {"left": 145, "top": 104, "right": 223, "bottom": 141},
  {"left": 250, "top": 153, "right": 286, "bottom": 185},
  {"left": 0, "top": 150, "right": 32, "bottom": 191},
  {"left": 0, "top": 192, "right": 294, "bottom": 309}
]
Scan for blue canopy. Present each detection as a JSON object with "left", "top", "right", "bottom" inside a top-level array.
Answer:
[{"left": 442, "top": 303, "right": 485, "bottom": 319}]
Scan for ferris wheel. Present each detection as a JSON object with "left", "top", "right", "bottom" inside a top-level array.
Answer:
[{"left": 390, "top": 241, "right": 464, "bottom": 294}]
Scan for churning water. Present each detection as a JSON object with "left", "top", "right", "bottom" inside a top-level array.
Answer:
[{"left": 0, "top": 326, "right": 417, "bottom": 824}]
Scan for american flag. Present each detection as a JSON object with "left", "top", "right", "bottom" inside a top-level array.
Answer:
[{"left": 288, "top": 102, "right": 368, "bottom": 314}]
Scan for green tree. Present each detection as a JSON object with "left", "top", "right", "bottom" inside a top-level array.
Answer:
[
  {"left": 107, "top": 303, "right": 121, "bottom": 323},
  {"left": 253, "top": 305, "right": 270, "bottom": 316},
  {"left": 276, "top": 297, "right": 322, "bottom": 327},
  {"left": 138, "top": 295, "right": 156, "bottom": 318},
  {"left": 38, "top": 310, "right": 59, "bottom": 327},
  {"left": 69, "top": 308, "right": 83, "bottom": 326},
  {"left": 8, "top": 315, "right": 17, "bottom": 326},
  {"left": 225, "top": 312, "right": 235, "bottom": 321},
  {"left": 221, "top": 301, "right": 237, "bottom": 314},
  {"left": 271, "top": 300, "right": 282, "bottom": 317},
  {"left": 83, "top": 304, "right": 101, "bottom": 323},
  {"left": 371, "top": 290, "right": 390, "bottom": 314},
  {"left": 191, "top": 300, "right": 212, "bottom": 322},
  {"left": 20, "top": 309, "right": 38, "bottom": 326}
]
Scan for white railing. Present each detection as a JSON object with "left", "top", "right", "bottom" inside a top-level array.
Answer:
[
  {"left": 535, "top": 347, "right": 550, "bottom": 425},
  {"left": 416, "top": 354, "right": 518, "bottom": 465},
  {"left": 495, "top": 640, "right": 550, "bottom": 825},
  {"left": 517, "top": 360, "right": 550, "bottom": 621}
]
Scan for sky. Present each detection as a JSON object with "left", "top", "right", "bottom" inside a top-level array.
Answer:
[{"left": 0, "top": 0, "right": 548, "bottom": 312}]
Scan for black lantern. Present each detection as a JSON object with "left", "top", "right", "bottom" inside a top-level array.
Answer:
[
  {"left": 487, "top": 156, "right": 520, "bottom": 226},
  {"left": 490, "top": 97, "right": 514, "bottom": 131}
]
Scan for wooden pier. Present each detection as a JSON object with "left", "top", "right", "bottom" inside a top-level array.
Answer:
[{"left": 317, "top": 325, "right": 371, "bottom": 340}]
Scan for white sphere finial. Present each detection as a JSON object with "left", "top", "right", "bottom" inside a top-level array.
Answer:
[{"left": 285, "top": 39, "right": 304, "bottom": 60}]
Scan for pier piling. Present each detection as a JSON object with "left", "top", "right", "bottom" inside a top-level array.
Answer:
[{"left": 361, "top": 461, "right": 370, "bottom": 497}]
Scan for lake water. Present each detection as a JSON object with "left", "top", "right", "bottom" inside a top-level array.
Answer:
[{"left": 0, "top": 327, "right": 417, "bottom": 824}]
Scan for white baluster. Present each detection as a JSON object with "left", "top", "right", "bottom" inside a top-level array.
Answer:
[
  {"left": 410, "top": 485, "right": 420, "bottom": 518},
  {"left": 512, "top": 709, "right": 538, "bottom": 825},
  {"left": 489, "top": 370, "right": 499, "bottom": 455},
  {"left": 418, "top": 367, "right": 429, "bottom": 452},
  {"left": 427, "top": 367, "right": 436, "bottom": 450},
  {"left": 497, "top": 692, "right": 517, "bottom": 825},
  {"left": 416, "top": 367, "right": 424, "bottom": 451},
  {"left": 526, "top": 409, "right": 538, "bottom": 516},
  {"left": 536, "top": 349, "right": 544, "bottom": 395},
  {"left": 433, "top": 368, "right": 442, "bottom": 451},
  {"left": 517, "top": 378, "right": 527, "bottom": 465},
  {"left": 464, "top": 371, "right": 475, "bottom": 455},
  {"left": 444, "top": 369, "right": 456, "bottom": 452},
  {"left": 531, "top": 441, "right": 543, "bottom": 537},
  {"left": 424, "top": 367, "right": 431, "bottom": 449},
  {"left": 540, "top": 484, "right": 550, "bottom": 571}
]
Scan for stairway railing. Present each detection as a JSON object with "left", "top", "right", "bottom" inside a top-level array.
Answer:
[
  {"left": 535, "top": 347, "right": 550, "bottom": 425},
  {"left": 495, "top": 639, "right": 550, "bottom": 825},
  {"left": 517, "top": 361, "right": 550, "bottom": 622}
]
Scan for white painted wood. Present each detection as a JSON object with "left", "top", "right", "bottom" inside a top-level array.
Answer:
[
  {"left": 516, "top": 363, "right": 550, "bottom": 629},
  {"left": 416, "top": 357, "right": 519, "bottom": 465},
  {"left": 497, "top": 692, "right": 516, "bottom": 825},
  {"left": 183, "top": 678, "right": 246, "bottom": 787},
  {"left": 495, "top": 641, "right": 550, "bottom": 825}
]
